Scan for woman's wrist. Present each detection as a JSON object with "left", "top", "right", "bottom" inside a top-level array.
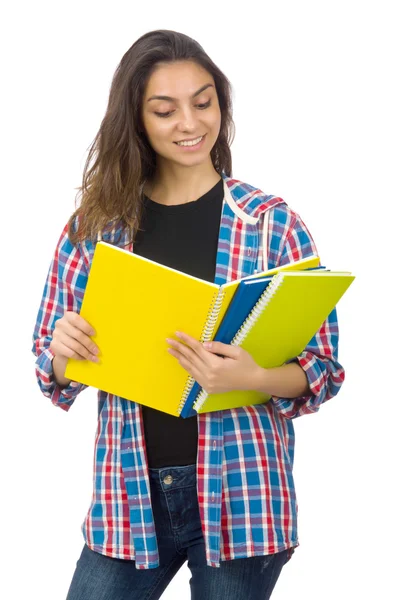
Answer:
[
  {"left": 52, "top": 354, "right": 72, "bottom": 388},
  {"left": 252, "top": 362, "right": 311, "bottom": 398},
  {"left": 251, "top": 366, "right": 269, "bottom": 394}
]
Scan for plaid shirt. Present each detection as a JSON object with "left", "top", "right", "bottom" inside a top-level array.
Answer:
[{"left": 32, "top": 173, "right": 345, "bottom": 569}]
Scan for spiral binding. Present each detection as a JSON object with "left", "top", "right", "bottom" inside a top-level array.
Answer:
[
  {"left": 192, "top": 383, "right": 208, "bottom": 411},
  {"left": 177, "top": 287, "right": 226, "bottom": 415},
  {"left": 232, "top": 273, "right": 284, "bottom": 347},
  {"left": 192, "top": 273, "right": 285, "bottom": 412}
]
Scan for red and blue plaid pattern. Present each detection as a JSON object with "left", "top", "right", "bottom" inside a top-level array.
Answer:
[{"left": 32, "top": 173, "right": 345, "bottom": 568}]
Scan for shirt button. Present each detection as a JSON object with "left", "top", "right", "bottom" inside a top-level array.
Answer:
[
  {"left": 163, "top": 475, "right": 173, "bottom": 485},
  {"left": 213, "top": 441, "right": 217, "bottom": 450}
]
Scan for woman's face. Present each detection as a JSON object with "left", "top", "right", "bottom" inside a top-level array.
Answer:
[{"left": 141, "top": 61, "right": 222, "bottom": 169}]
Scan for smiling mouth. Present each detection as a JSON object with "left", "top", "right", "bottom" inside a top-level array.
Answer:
[{"left": 174, "top": 135, "right": 205, "bottom": 147}]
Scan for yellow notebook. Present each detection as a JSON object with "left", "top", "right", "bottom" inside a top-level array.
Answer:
[
  {"left": 64, "top": 241, "right": 320, "bottom": 416},
  {"left": 193, "top": 270, "right": 355, "bottom": 414}
]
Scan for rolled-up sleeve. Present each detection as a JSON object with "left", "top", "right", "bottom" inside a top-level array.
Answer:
[
  {"left": 270, "top": 210, "right": 346, "bottom": 419},
  {"left": 32, "top": 222, "right": 89, "bottom": 411}
]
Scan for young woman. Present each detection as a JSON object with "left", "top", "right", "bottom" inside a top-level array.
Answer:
[{"left": 32, "top": 29, "right": 345, "bottom": 600}]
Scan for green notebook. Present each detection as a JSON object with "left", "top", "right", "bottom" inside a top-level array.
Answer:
[{"left": 192, "top": 270, "right": 355, "bottom": 414}]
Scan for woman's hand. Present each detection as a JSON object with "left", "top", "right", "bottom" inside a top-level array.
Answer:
[
  {"left": 166, "top": 331, "right": 263, "bottom": 394},
  {"left": 50, "top": 311, "right": 100, "bottom": 363}
]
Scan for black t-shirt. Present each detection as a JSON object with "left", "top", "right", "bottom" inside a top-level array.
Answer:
[{"left": 133, "top": 178, "right": 224, "bottom": 467}]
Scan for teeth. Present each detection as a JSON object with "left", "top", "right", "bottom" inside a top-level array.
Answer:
[{"left": 176, "top": 136, "right": 203, "bottom": 147}]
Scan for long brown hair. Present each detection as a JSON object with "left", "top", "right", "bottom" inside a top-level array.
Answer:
[{"left": 67, "top": 29, "right": 235, "bottom": 247}]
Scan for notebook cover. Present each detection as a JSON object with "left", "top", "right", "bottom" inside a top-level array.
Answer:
[
  {"left": 64, "top": 241, "right": 223, "bottom": 416},
  {"left": 194, "top": 271, "right": 355, "bottom": 414}
]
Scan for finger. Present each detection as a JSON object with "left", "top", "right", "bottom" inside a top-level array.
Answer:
[
  {"left": 59, "top": 320, "right": 100, "bottom": 357},
  {"left": 57, "top": 336, "right": 99, "bottom": 363},
  {"left": 174, "top": 331, "right": 214, "bottom": 365},
  {"left": 168, "top": 348, "right": 203, "bottom": 382},
  {"left": 167, "top": 337, "right": 204, "bottom": 367},
  {"left": 65, "top": 311, "right": 96, "bottom": 336},
  {"left": 175, "top": 331, "right": 203, "bottom": 352},
  {"left": 70, "top": 323, "right": 100, "bottom": 356},
  {"left": 203, "top": 340, "right": 241, "bottom": 359},
  {"left": 56, "top": 341, "right": 88, "bottom": 362}
]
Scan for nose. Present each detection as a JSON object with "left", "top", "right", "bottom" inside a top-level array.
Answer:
[{"left": 175, "top": 106, "right": 198, "bottom": 133}]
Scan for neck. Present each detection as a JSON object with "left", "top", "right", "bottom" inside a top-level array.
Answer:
[{"left": 145, "top": 159, "right": 222, "bottom": 206}]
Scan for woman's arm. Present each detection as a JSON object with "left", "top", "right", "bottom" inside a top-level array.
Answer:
[
  {"left": 31, "top": 221, "right": 89, "bottom": 411},
  {"left": 252, "top": 361, "right": 311, "bottom": 398},
  {"left": 265, "top": 207, "right": 345, "bottom": 419}
]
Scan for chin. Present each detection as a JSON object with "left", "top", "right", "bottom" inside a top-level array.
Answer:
[{"left": 173, "top": 155, "right": 211, "bottom": 168}]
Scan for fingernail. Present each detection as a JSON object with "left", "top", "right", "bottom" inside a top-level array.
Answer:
[{"left": 203, "top": 342, "right": 212, "bottom": 349}]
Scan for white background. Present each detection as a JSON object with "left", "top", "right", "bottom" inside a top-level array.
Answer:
[{"left": 1, "top": 1, "right": 396, "bottom": 598}]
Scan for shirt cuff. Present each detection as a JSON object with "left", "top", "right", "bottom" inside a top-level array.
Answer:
[
  {"left": 35, "top": 348, "right": 86, "bottom": 411},
  {"left": 270, "top": 353, "right": 324, "bottom": 418}
]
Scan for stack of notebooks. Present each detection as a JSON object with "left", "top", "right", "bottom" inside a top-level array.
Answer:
[{"left": 65, "top": 242, "right": 355, "bottom": 417}]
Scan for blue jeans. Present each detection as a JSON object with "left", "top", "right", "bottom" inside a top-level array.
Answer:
[{"left": 66, "top": 464, "right": 289, "bottom": 600}]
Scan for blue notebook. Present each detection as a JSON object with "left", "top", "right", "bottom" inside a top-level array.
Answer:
[{"left": 180, "top": 266, "right": 327, "bottom": 418}]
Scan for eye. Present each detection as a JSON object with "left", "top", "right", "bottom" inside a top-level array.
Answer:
[
  {"left": 154, "top": 110, "right": 174, "bottom": 118},
  {"left": 197, "top": 100, "right": 211, "bottom": 110},
  {"left": 154, "top": 100, "right": 212, "bottom": 118}
]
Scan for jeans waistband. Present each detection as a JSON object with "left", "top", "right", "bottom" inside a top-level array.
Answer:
[{"left": 148, "top": 463, "right": 196, "bottom": 491}]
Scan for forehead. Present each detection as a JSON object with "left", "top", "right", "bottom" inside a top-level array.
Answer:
[{"left": 144, "top": 61, "right": 215, "bottom": 99}]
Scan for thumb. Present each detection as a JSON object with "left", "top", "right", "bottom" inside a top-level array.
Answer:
[{"left": 203, "top": 340, "right": 240, "bottom": 359}]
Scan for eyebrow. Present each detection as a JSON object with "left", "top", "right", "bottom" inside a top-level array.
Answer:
[{"left": 147, "top": 83, "right": 214, "bottom": 102}]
